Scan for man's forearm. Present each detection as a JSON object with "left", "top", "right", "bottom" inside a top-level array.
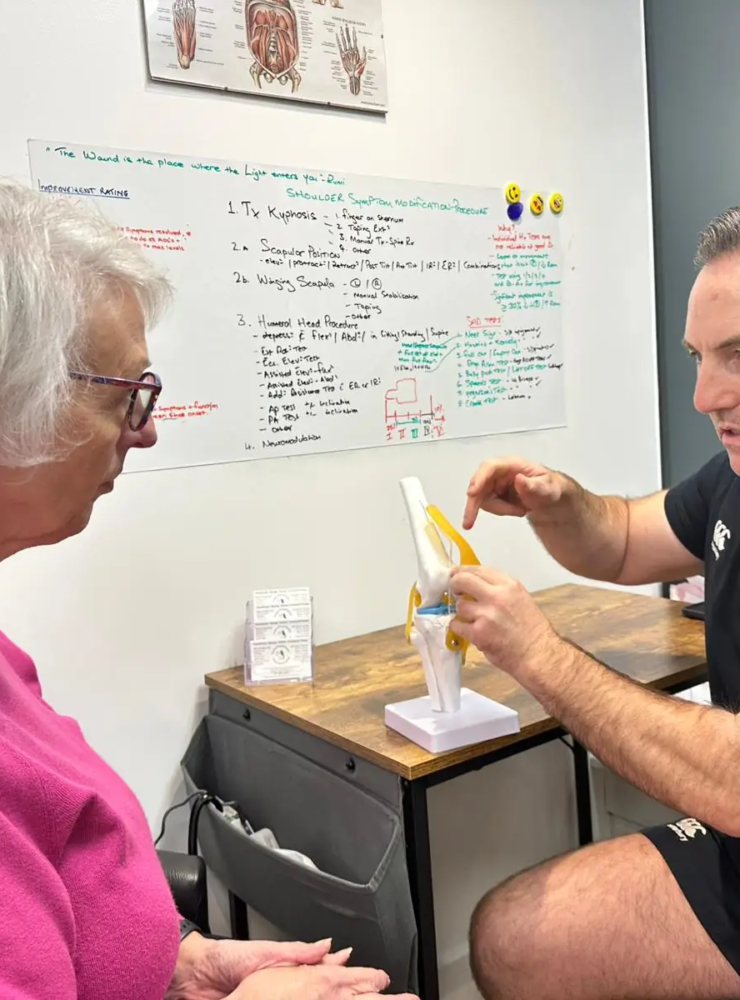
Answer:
[
  {"left": 522, "top": 639, "right": 740, "bottom": 835},
  {"left": 527, "top": 476, "right": 629, "bottom": 582}
]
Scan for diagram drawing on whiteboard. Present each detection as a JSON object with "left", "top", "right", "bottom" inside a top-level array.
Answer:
[
  {"left": 385, "top": 379, "right": 446, "bottom": 445},
  {"left": 172, "top": 0, "right": 197, "bottom": 69},
  {"left": 336, "top": 23, "right": 366, "bottom": 95},
  {"left": 246, "top": 0, "right": 301, "bottom": 93}
]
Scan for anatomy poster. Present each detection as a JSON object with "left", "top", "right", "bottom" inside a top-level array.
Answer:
[{"left": 142, "top": 0, "right": 387, "bottom": 112}]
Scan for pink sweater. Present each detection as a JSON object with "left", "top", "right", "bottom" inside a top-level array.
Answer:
[{"left": 0, "top": 630, "right": 180, "bottom": 999}]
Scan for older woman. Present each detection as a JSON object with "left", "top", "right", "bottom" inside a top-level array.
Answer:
[{"left": 0, "top": 181, "right": 415, "bottom": 1000}]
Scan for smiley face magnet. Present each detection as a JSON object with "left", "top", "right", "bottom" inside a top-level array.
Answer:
[
  {"left": 505, "top": 183, "right": 521, "bottom": 205},
  {"left": 549, "top": 191, "right": 564, "bottom": 214},
  {"left": 530, "top": 193, "right": 544, "bottom": 216}
]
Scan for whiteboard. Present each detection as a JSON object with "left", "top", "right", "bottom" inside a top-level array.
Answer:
[
  {"left": 28, "top": 139, "right": 566, "bottom": 473},
  {"left": 141, "top": 0, "right": 388, "bottom": 113}
]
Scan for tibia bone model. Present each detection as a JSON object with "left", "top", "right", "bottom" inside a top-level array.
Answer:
[
  {"left": 400, "top": 477, "right": 481, "bottom": 714},
  {"left": 411, "top": 609, "right": 461, "bottom": 714}
]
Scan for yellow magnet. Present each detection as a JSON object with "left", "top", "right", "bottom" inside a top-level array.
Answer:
[
  {"left": 505, "top": 183, "right": 521, "bottom": 204},
  {"left": 549, "top": 191, "right": 564, "bottom": 214},
  {"left": 530, "top": 193, "right": 544, "bottom": 216}
]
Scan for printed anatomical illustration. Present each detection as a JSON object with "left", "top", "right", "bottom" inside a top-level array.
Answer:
[
  {"left": 172, "top": 0, "right": 197, "bottom": 69},
  {"left": 312, "top": 0, "right": 344, "bottom": 7},
  {"left": 246, "top": 0, "right": 301, "bottom": 93},
  {"left": 336, "top": 23, "right": 366, "bottom": 96}
]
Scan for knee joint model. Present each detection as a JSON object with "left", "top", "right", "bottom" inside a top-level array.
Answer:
[{"left": 400, "top": 477, "right": 480, "bottom": 714}]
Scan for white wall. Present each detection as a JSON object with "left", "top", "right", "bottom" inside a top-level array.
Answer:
[{"left": 0, "top": 1, "right": 658, "bottom": 995}]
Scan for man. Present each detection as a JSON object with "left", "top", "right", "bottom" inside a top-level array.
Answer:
[{"left": 449, "top": 206, "right": 740, "bottom": 1000}]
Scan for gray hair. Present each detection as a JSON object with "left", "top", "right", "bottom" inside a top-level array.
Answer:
[
  {"left": 0, "top": 180, "right": 172, "bottom": 468},
  {"left": 695, "top": 207, "right": 740, "bottom": 268}
]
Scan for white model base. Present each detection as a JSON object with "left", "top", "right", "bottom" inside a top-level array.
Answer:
[{"left": 385, "top": 688, "right": 520, "bottom": 754}]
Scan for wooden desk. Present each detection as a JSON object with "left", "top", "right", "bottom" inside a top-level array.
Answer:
[{"left": 206, "top": 584, "right": 707, "bottom": 1000}]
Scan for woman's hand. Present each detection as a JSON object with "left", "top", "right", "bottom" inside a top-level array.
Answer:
[
  {"left": 224, "top": 963, "right": 419, "bottom": 1000},
  {"left": 168, "top": 935, "right": 353, "bottom": 1000}
]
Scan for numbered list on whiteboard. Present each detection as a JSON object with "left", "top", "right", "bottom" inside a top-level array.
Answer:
[{"left": 27, "top": 141, "right": 566, "bottom": 472}]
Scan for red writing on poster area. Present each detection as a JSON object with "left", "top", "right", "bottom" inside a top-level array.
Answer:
[
  {"left": 153, "top": 401, "right": 219, "bottom": 421},
  {"left": 117, "top": 226, "right": 193, "bottom": 252}
]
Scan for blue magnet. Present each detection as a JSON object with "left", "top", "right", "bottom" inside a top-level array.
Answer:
[{"left": 507, "top": 201, "right": 524, "bottom": 221}]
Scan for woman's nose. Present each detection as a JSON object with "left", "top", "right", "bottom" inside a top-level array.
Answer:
[
  {"left": 136, "top": 417, "right": 158, "bottom": 449},
  {"left": 120, "top": 417, "right": 158, "bottom": 451}
]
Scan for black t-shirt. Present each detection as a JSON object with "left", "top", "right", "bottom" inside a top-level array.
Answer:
[{"left": 665, "top": 450, "right": 740, "bottom": 711}]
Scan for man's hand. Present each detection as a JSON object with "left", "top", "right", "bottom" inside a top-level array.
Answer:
[
  {"left": 168, "top": 935, "right": 354, "bottom": 1000},
  {"left": 462, "top": 456, "right": 567, "bottom": 529},
  {"left": 224, "top": 963, "right": 419, "bottom": 1000},
  {"left": 449, "top": 565, "right": 740, "bottom": 838},
  {"left": 461, "top": 456, "right": 668, "bottom": 586},
  {"left": 449, "top": 564, "right": 561, "bottom": 676}
]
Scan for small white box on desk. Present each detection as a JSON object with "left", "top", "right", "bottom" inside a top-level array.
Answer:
[
  {"left": 384, "top": 688, "right": 520, "bottom": 754},
  {"left": 244, "top": 587, "right": 313, "bottom": 687}
]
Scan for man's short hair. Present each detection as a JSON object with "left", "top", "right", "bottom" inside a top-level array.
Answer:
[{"left": 695, "top": 207, "right": 740, "bottom": 268}]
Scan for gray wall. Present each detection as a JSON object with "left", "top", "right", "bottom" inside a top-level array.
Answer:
[{"left": 645, "top": 0, "right": 738, "bottom": 486}]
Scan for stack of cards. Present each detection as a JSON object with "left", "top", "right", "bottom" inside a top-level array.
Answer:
[{"left": 244, "top": 587, "right": 313, "bottom": 686}]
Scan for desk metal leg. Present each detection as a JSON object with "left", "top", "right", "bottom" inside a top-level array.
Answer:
[
  {"left": 402, "top": 779, "right": 439, "bottom": 1000},
  {"left": 573, "top": 739, "right": 594, "bottom": 846},
  {"left": 228, "top": 891, "right": 250, "bottom": 940}
]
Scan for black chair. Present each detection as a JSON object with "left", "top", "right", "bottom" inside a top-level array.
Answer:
[{"left": 158, "top": 849, "right": 210, "bottom": 933}]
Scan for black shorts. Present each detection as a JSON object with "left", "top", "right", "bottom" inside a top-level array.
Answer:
[{"left": 642, "top": 818, "right": 740, "bottom": 975}]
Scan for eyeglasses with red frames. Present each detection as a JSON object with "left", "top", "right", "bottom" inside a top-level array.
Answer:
[{"left": 69, "top": 370, "right": 162, "bottom": 431}]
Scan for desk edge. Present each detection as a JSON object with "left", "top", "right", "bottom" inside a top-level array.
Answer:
[{"left": 205, "top": 661, "right": 708, "bottom": 782}]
